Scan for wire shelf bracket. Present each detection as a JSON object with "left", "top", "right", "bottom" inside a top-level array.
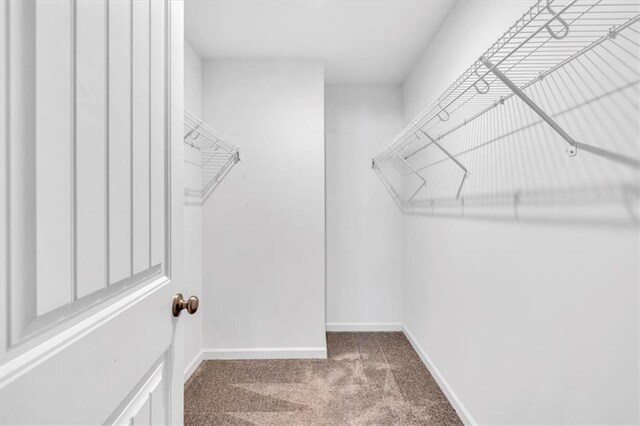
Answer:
[
  {"left": 183, "top": 109, "right": 240, "bottom": 205},
  {"left": 481, "top": 57, "right": 579, "bottom": 156}
]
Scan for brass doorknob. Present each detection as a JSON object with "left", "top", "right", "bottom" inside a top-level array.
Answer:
[{"left": 172, "top": 293, "right": 199, "bottom": 317}]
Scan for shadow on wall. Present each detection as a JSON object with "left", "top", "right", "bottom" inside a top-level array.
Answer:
[{"left": 374, "top": 14, "right": 640, "bottom": 228}]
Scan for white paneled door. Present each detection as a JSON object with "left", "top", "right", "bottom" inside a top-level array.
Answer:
[{"left": 0, "top": 0, "right": 185, "bottom": 424}]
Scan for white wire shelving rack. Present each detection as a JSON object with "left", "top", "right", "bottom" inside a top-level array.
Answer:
[
  {"left": 184, "top": 110, "right": 240, "bottom": 204},
  {"left": 373, "top": 0, "right": 640, "bottom": 217}
]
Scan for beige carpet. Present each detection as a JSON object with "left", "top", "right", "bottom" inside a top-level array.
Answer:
[{"left": 185, "top": 332, "right": 462, "bottom": 425}]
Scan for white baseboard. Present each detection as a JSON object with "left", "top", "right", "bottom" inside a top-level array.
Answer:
[
  {"left": 326, "top": 322, "right": 403, "bottom": 332},
  {"left": 183, "top": 350, "right": 204, "bottom": 383},
  {"left": 402, "top": 325, "right": 475, "bottom": 426},
  {"left": 202, "top": 347, "right": 327, "bottom": 360}
]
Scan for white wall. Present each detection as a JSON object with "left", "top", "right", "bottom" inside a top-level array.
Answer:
[
  {"left": 401, "top": 1, "right": 639, "bottom": 424},
  {"left": 325, "top": 86, "right": 404, "bottom": 330},
  {"left": 184, "top": 42, "right": 203, "bottom": 117},
  {"left": 182, "top": 41, "right": 203, "bottom": 375},
  {"left": 201, "top": 59, "right": 326, "bottom": 356}
]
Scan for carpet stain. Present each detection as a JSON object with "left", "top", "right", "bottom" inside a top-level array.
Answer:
[{"left": 185, "top": 332, "right": 462, "bottom": 425}]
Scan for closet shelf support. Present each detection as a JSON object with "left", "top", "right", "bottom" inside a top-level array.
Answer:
[
  {"left": 394, "top": 148, "right": 429, "bottom": 201},
  {"left": 416, "top": 130, "right": 469, "bottom": 199},
  {"left": 183, "top": 109, "right": 241, "bottom": 204},
  {"left": 482, "top": 58, "right": 578, "bottom": 157}
]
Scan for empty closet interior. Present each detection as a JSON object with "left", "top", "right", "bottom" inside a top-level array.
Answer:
[{"left": 182, "top": 0, "right": 640, "bottom": 424}]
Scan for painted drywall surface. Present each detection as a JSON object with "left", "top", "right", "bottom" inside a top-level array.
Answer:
[
  {"left": 325, "top": 85, "right": 404, "bottom": 327},
  {"left": 201, "top": 59, "right": 326, "bottom": 352},
  {"left": 182, "top": 41, "right": 203, "bottom": 373},
  {"left": 401, "top": 1, "right": 639, "bottom": 424},
  {"left": 184, "top": 41, "right": 203, "bottom": 118}
]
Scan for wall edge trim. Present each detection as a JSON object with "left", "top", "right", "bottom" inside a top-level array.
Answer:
[
  {"left": 402, "top": 325, "right": 476, "bottom": 426},
  {"left": 202, "top": 347, "right": 327, "bottom": 360},
  {"left": 326, "top": 322, "right": 403, "bottom": 332},
  {"left": 183, "top": 349, "right": 204, "bottom": 383}
]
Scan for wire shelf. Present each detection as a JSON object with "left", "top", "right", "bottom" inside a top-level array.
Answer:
[
  {"left": 184, "top": 110, "right": 240, "bottom": 204},
  {"left": 373, "top": 0, "right": 640, "bottom": 219}
]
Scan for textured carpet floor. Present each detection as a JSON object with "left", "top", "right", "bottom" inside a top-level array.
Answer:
[{"left": 185, "top": 332, "right": 462, "bottom": 425}]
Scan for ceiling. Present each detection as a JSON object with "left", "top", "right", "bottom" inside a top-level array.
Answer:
[{"left": 185, "top": 0, "right": 455, "bottom": 84}]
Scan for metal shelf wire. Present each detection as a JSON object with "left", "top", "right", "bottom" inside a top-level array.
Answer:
[
  {"left": 373, "top": 0, "right": 640, "bottom": 217},
  {"left": 184, "top": 110, "right": 240, "bottom": 204}
]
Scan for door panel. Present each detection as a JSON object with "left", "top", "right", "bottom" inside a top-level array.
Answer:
[
  {"left": 0, "top": 0, "right": 184, "bottom": 424},
  {"left": 150, "top": 0, "right": 166, "bottom": 268},
  {"left": 35, "top": 0, "right": 73, "bottom": 316},
  {"left": 1, "top": 281, "right": 172, "bottom": 424},
  {"left": 132, "top": 0, "right": 151, "bottom": 275},
  {"left": 107, "top": 0, "right": 133, "bottom": 285},
  {"left": 112, "top": 357, "right": 167, "bottom": 426},
  {"left": 76, "top": 0, "right": 108, "bottom": 299},
  {"left": 3, "top": 0, "right": 167, "bottom": 347}
]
